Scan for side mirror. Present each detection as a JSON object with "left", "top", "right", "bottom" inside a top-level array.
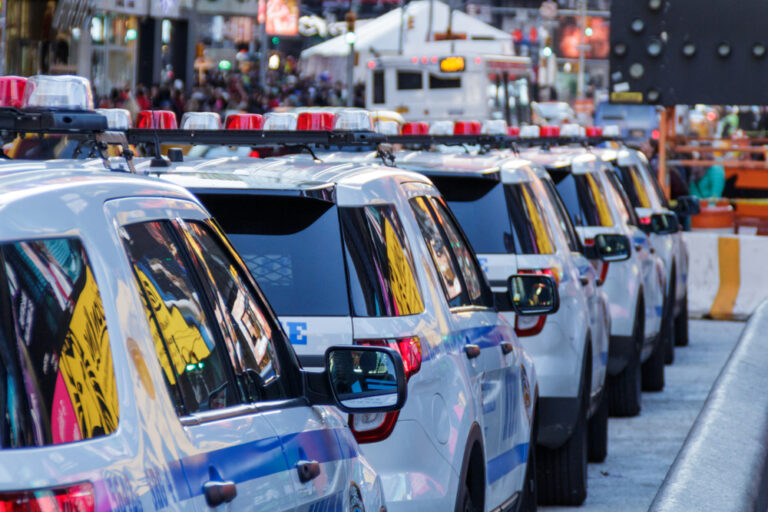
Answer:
[
  {"left": 594, "top": 233, "right": 631, "bottom": 262},
  {"left": 324, "top": 346, "right": 407, "bottom": 414},
  {"left": 650, "top": 212, "right": 680, "bottom": 235},
  {"left": 508, "top": 274, "right": 560, "bottom": 316},
  {"left": 674, "top": 196, "right": 701, "bottom": 216}
]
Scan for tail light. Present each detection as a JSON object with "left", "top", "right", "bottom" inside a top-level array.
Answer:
[
  {"left": 515, "top": 269, "right": 560, "bottom": 337},
  {"left": 0, "top": 482, "right": 94, "bottom": 512},
  {"left": 350, "top": 336, "right": 421, "bottom": 443},
  {"left": 639, "top": 216, "right": 651, "bottom": 226}
]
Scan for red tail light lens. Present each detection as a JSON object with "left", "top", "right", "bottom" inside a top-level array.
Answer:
[
  {"left": 515, "top": 269, "right": 559, "bottom": 337},
  {"left": 402, "top": 122, "right": 430, "bottom": 135},
  {"left": 136, "top": 110, "right": 178, "bottom": 129},
  {"left": 225, "top": 113, "right": 264, "bottom": 130},
  {"left": 0, "top": 482, "right": 95, "bottom": 512},
  {"left": 0, "top": 76, "right": 27, "bottom": 108},
  {"left": 639, "top": 216, "right": 651, "bottom": 226},
  {"left": 350, "top": 336, "right": 421, "bottom": 443},
  {"left": 296, "top": 112, "right": 334, "bottom": 131},
  {"left": 454, "top": 121, "right": 482, "bottom": 135},
  {"left": 583, "top": 239, "right": 610, "bottom": 285}
]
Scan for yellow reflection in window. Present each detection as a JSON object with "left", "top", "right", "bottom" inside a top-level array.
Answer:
[
  {"left": 384, "top": 218, "right": 424, "bottom": 315},
  {"left": 521, "top": 184, "right": 555, "bottom": 254},
  {"left": 585, "top": 174, "right": 614, "bottom": 227},
  {"left": 630, "top": 169, "right": 652, "bottom": 208}
]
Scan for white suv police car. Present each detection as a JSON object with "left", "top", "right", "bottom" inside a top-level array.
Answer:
[
  {"left": 153, "top": 155, "right": 554, "bottom": 512},
  {"left": 0, "top": 166, "right": 407, "bottom": 512}
]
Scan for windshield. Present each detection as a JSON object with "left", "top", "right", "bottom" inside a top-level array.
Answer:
[
  {"left": 429, "top": 176, "right": 518, "bottom": 254},
  {"left": 196, "top": 193, "right": 350, "bottom": 316}
]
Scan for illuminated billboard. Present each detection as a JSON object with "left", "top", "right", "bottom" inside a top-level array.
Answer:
[
  {"left": 555, "top": 16, "right": 610, "bottom": 59},
  {"left": 258, "top": 0, "right": 299, "bottom": 36}
]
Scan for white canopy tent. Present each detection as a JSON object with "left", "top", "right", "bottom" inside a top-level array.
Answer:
[{"left": 300, "top": 0, "right": 514, "bottom": 82}]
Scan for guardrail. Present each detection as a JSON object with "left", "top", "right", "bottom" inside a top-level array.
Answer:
[{"left": 649, "top": 299, "right": 768, "bottom": 512}]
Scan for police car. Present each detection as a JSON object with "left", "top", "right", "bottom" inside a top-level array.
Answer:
[
  {"left": 391, "top": 148, "right": 614, "bottom": 506},
  {"left": 0, "top": 78, "right": 411, "bottom": 512},
  {"left": 522, "top": 140, "right": 666, "bottom": 417},
  {"left": 145, "top": 146, "right": 553, "bottom": 512}
]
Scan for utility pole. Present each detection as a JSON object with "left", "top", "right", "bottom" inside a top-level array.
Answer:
[
  {"left": 260, "top": 0, "right": 269, "bottom": 89},
  {"left": 345, "top": 11, "right": 356, "bottom": 107},
  {"left": 577, "top": 0, "right": 587, "bottom": 99}
]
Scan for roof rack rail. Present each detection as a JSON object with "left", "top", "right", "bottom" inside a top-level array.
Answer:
[{"left": 385, "top": 134, "right": 513, "bottom": 148}]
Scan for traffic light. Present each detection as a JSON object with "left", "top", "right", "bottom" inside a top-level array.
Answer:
[{"left": 271, "top": 36, "right": 279, "bottom": 46}]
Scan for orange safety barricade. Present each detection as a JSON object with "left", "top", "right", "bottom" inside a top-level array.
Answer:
[{"left": 690, "top": 199, "right": 735, "bottom": 230}]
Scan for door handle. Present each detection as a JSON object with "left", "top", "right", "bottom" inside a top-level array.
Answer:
[
  {"left": 635, "top": 244, "right": 643, "bottom": 251},
  {"left": 650, "top": 247, "right": 656, "bottom": 254},
  {"left": 296, "top": 460, "right": 321, "bottom": 483},
  {"left": 203, "top": 480, "right": 237, "bottom": 507},
  {"left": 465, "top": 344, "right": 481, "bottom": 359},
  {"left": 500, "top": 341, "right": 515, "bottom": 355},
  {"left": 580, "top": 275, "right": 590, "bottom": 286}
]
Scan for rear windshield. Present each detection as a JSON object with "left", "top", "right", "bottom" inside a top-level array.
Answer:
[
  {"left": 198, "top": 193, "right": 424, "bottom": 318},
  {"left": 197, "top": 193, "right": 350, "bottom": 316},
  {"left": 548, "top": 169, "right": 614, "bottom": 227},
  {"left": 0, "top": 238, "right": 118, "bottom": 448},
  {"left": 430, "top": 176, "right": 518, "bottom": 254}
]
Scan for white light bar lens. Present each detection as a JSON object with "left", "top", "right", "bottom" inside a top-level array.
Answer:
[
  {"left": 181, "top": 112, "right": 222, "bottom": 130},
  {"left": 520, "top": 125, "right": 541, "bottom": 138},
  {"left": 263, "top": 112, "right": 299, "bottom": 131},
  {"left": 96, "top": 108, "right": 133, "bottom": 129},
  {"left": 333, "top": 109, "right": 374, "bottom": 131},
  {"left": 429, "top": 120, "right": 454, "bottom": 136},
  {"left": 560, "top": 123, "right": 582, "bottom": 137},
  {"left": 602, "top": 125, "right": 621, "bottom": 137},
  {"left": 375, "top": 120, "right": 401, "bottom": 135},
  {"left": 482, "top": 119, "right": 508, "bottom": 135},
  {"left": 23, "top": 75, "right": 94, "bottom": 110}
]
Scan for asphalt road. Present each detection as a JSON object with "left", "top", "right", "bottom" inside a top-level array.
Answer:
[{"left": 541, "top": 319, "right": 745, "bottom": 512}]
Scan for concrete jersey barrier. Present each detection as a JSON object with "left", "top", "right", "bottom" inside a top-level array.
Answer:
[
  {"left": 649, "top": 299, "right": 768, "bottom": 512},
  {"left": 685, "top": 231, "right": 768, "bottom": 320}
]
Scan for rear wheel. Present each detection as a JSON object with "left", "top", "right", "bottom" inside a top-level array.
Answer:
[
  {"left": 663, "top": 285, "right": 676, "bottom": 365},
  {"left": 642, "top": 335, "right": 666, "bottom": 392},
  {"left": 536, "top": 385, "right": 588, "bottom": 505},
  {"left": 674, "top": 295, "right": 689, "bottom": 346},
  {"left": 607, "top": 299, "right": 643, "bottom": 417},
  {"left": 587, "top": 394, "right": 608, "bottom": 463},
  {"left": 517, "top": 405, "right": 538, "bottom": 512},
  {"left": 459, "top": 484, "right": 478, "bottom": 512}
]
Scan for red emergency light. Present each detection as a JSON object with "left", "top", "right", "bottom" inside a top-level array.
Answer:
[
  {"left": 0, "top": 76, "right": 27, "bottom": 108},
  {"left": 136, "top": 110, "right": 178, "bottom": 129},
  {"left": 540, "top": 125, "right": 561, "bottom": 137},
  {"left": 402, "top": 122, "right": 430, "bottom": 135},
  {"left": 586, "top": 126, "right": 603, "bottom": 137},
  {"left": 296, "top": 111, "right": 334, "bottom": 131},
  {"left": 508, "top": 126, "right": 521, "bottom": 137},
  {"left": 225, "top": 113, "right": 265, "bottom": 130},
  {"left": 453, "top": 121, "right": 482, "bottom": 135}
]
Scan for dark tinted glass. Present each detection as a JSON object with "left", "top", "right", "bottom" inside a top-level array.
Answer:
[
  {"left": 548, "top": 170, "right": 605, "bottom": 227},
  {"left": 429, "top": 75, "right": 462, "bottom": 89},
  {"left": 605, "top": 170, "right": 641, "bottom": 226},
  {"left": 542, "top": 179, "right": 582, "bottom": 252},
  {"left": 431, "top": 176, "right": 518, "bottom": 254},
  {"left": 373, "top": 70, "right": 385, "bottom": 104},
  {"left": 197, "top": 194, "right": 350, "bottom": 317},
  {"left": 0, "top": 238, "right": 118, "bottom": 448},
  {"left": 340, "top": 205, "right": 424, "bottom": 317},
  {"left": 505, "top": 183, "right": 555, "bottom": 254},
  {"left": 122, "top": 221, "right": 236, "bottom": 415},
  {"left": 397, "top": 71, "right": 423, "bottom": 90},
  {"left": 182, "top": 221, "right": 289, "bottom": 402},
  {"left": 617, "top": 165, "right": 652, "bottom": 208}
]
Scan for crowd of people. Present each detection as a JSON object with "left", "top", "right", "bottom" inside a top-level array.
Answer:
[{"left": 96, "top": 69, "right": 365, "bottom": 123}]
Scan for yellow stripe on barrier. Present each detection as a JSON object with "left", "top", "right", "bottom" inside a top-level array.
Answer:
[{"left": 710, "top": 237, "right": 740, "bottom": 319}]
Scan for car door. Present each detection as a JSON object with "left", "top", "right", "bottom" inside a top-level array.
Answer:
[
  {"left": 409, "top": 194, "right": 528, "bottom": 508},
  {"left": 177, "top": 219, "right": 353, "bottom": 511},
  {"left": 115, "top": 206, "right": 297, "bottom": 512}
]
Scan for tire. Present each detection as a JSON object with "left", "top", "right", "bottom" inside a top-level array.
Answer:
[
  {"left": 587, "top": 394, "right": 608, "bottom": 463},
  {"left": 674, "top": 294, "right": 689, "bottom": 347},
  {"left": 607, "top": 300, "right": 643, "bottom": 417},
  {"left": 458, "top": 482, "right": 479, "bottom": 512},
  {"left": 536, "top": 390, "right": 588, "bottom": 505},
  {"left": 641, "top": 335, "right": 665, "bottom": 392},
  {"left": 663, "top": 277, "right": 676, "bottom": 365},
  {"left": 517, "top": 406, "right": 538, "bottom": 512}
]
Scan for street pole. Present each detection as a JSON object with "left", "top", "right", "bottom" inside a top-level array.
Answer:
[
  {"left": 577, "top": 0, "right": 586, "bottom": 99},
  {"left": 260, "top": 0, "right": 269, "bottom": 89},
  {"left": 345, "top": 11, "right": 356, "bottom": 107}
]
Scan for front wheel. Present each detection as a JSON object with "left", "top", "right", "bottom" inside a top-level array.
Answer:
[
  {"left": 608, "top": 301, "right": 643, "bottom": 417},
  {"left": 663, "top": 279, "right": 676, "bottom": 365},
  {"left": 517, "top": 406, "right": 538, "bottom": 512},
  {"left": 674, "top": 295, "right": 689, "bottom": 347},
  {"left": 587, "top": 394, "right": 608, "bottom": 463}
]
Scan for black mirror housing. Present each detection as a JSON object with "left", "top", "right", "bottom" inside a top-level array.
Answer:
[
  {"left": 651, "top": 212, "right": 680, "bottom": 235},
  {"left": 594, "top": 233, "right": 632, "bottom": 261},
  {"left": 508, "top": 274, "right": 560, "bottom": 316},
  {"left": 304, "top": 346, "right": 407, "bottom": 414},
  {"left": 674, "top": 196, "right": 701, "bottom": 216}
]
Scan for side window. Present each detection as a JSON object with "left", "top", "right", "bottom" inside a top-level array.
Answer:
[
  {"left": 429, "top": 197, "right": 490, "bottom": 306},
  {"left": 505, "top": 183, "right": 556, "bottom": 254},
  {"left": 341, "top": 205, "right": 425, "bottom": 317},
  {"left": 373, "top": 70, "right": 385, "bottom": 104},
  {"left": 397, "top": 71, "right": 423, "bottom": 90},
  {"left": 606, "top": 171, "right": 640, "bottom": 226},
  {"left": 180, "top": 220, "right": 291, "bottom": 403},
  {"left": 410, "top": 196, "right": 464, "bottom": 307},
  {"left": 429, "top": 74, "right": 462, "bottom": 89},
  {"left": 543, "top": 180, "right": 582, "bottom": 252},
  {"left": 584, "top": 173, "right": 614, "bottom": 227},
  {"left": 121, "top": 221, "right": 236, "bottom": 415},
  {"left": 628, "top": 165, "right": 653, "bottom": 208},
  {"left": 0, "top": 238, "right": 118, "bottom": 447}
]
